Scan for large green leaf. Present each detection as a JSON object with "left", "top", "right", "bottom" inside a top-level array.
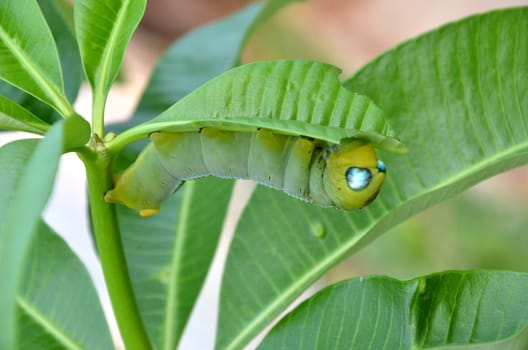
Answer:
[
  {"left": 0, "top": 116, "right": 89, "bottom": 350},
  {"left": 216, "top": 8, "right": 528, "bottom": 349},
  {"left": 259, "top": 271, "right": 528, "bottom": 349},
  {"left": 0, "top": 0, "right": 83, "bottom": 126},
  {"left": 17, "top": 222, "right": 113, "bottom": 350},
  {"left": 110, "top": 60, "right": 405, "bottom": 154},
  {"left": 0, "top": 0, "right": 74, "bottom": 117},
  {"left": 118, "top": 178, "right": 234, "bottom": 349},
  {"left": 74, "top": 0, "right": 145, "bottom": 126}
]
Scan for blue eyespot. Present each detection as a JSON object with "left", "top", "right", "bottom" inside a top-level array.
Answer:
[
  {"left": 345, "top": 167, "right": 372, "bottom": 191},
  {"left": 377, "top": 160, "right": 386, "bottom": 173}
]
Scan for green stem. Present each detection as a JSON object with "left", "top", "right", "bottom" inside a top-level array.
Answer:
[
  {"left": 92, "top": 93, "right": 106, "bottom": 138},
  {"left": 106, "top": 125, "right": 160, "bottom": 155},
  {"left": 80, "top": 150, "right": 151, "bottom": 350}
]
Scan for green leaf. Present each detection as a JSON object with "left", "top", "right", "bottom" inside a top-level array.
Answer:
[
  {"left": 0, "top": 122, "right": 64, "bottom": 349},
  {"left": 259, "top": 271, "right": 528, "bottom": 349},
  {"left": 110, "top": 61, "right": 405, "bottom": 154},
  {"left": 118, "top": 178, "right": 234, "bottom": 349},
  {"left": 0, "top": 0, "right": 74, "bottom": 117},
  {"left": 61, "top": 114, "right": 91, "bottom": 151},
  {"left": 0, "top": 95, "right": 49, "bottom": 134},
  {"left": 0, "top": 0, "right": 83, "bottom": 126},
  {"left": 74, "top": 0, "right": 146, "bottom": 132},
  {"left": 17, "top": 222, "right": 113, "bottom": 350},
  {"left": 74, "top": 0, "right": 145, "bottom": 91},
  {"left": 216, "top": 8, "right": 528, "bottom": 349}
]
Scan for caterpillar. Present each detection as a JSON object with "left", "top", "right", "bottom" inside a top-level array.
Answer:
[{"left": 105, "top": 128, "right": 387, "bottom": 216}]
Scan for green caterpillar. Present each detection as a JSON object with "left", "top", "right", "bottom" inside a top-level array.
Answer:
[{"left": 105, "top": 128, "right": 387, "bottom": 216}]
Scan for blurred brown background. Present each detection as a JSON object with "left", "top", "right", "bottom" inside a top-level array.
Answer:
[{"left": 138, "top": 0, "right": 528, "bottom": 72}]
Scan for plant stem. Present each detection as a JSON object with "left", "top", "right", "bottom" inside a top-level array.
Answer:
[
  {"left": 81, "top": 150, "right": 152, "bottom": 350},
  {"left": 92, "top": 93, "right": 106, "bottom": 138}
]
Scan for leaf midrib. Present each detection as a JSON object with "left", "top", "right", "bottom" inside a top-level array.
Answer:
[
  {"left": 426, "top": 139, "right": 528, "bottom": 193},
  {"left": 17, "top": 296, "right": 83, "bottom": 350},
  {"left": 0, "top": 25, "right": 71, "bottom": 117},
  {"left": 97, "top": 1, "right": 128, "bottom": 88},
  {"left": 162, "top": 181, "right": 195, "bottom": 350},
  {"left": 93, "top": 0, "right": 132, "bottom": 105},
  {"left": 91, "top": 0, "right": 136, "bottom": 135}
]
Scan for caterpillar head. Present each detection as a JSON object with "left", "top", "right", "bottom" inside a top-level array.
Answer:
[{"left": 323, "top": 141, "right": 386, "bottom": 210}]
